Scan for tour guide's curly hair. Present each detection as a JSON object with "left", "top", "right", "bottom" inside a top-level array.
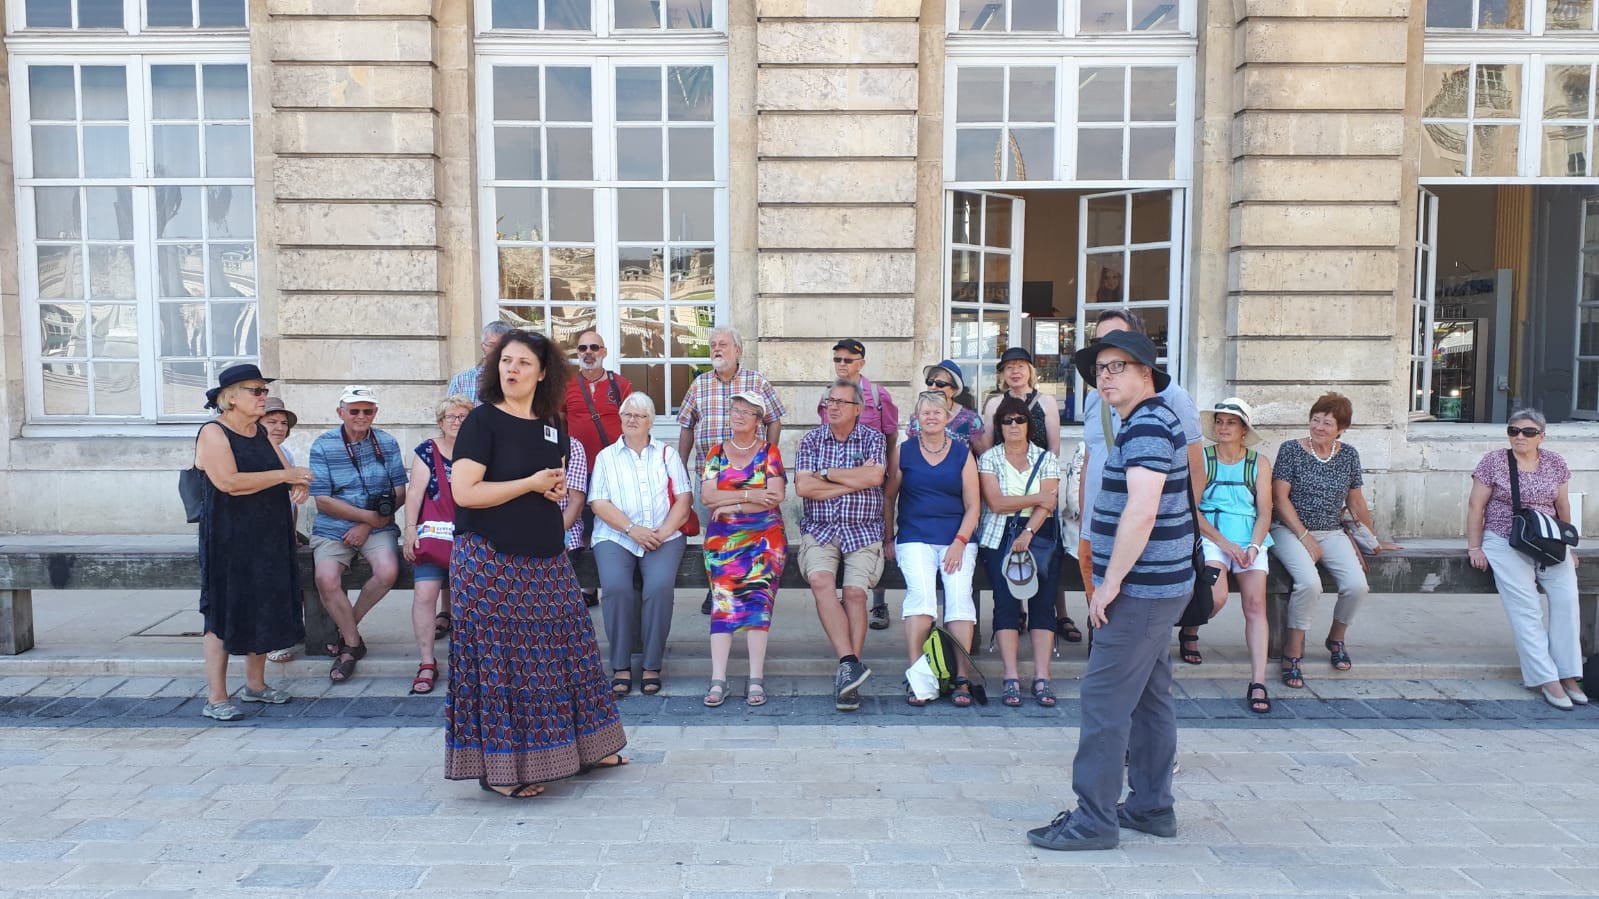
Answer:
[
  {"left": 477, "top": 328, "right": 568, "bottom": 420},
  {"left": 992, "top": 394, "right": 1041, "bottom": 448}
]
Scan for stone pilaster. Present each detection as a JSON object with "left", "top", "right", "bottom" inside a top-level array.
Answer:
[
  {"left": 1226, "top": 0, "right": 1415, "bottom": 432},
  {"left": 262, "top": 0, "right": 449, "bottom": 427},
  {"left": 753, "top": 0, "right": 922, "bottom": 416}
]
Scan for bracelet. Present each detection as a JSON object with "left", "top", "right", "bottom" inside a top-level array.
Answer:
[
  {"left": 1298, "top": 530, "right": 1311, "bottom": 541},
  {"left": 1468, "top": 545, "right": 1481, "bottom": 551},
  {"left": 1023, "top": 526, "right": 1035, "bottom": 535},
  {"left": 624, "top": 523, "right": 635, "bottom": 535},
  {"left": 952, "top": 533, "right": 969, "bottom": 545}
]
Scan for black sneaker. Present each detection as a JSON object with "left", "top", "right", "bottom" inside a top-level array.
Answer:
[
  {"left": 834, "top": 660, "right": 871, "bottom": 709},
  {"left": 836, "top": 687, "right": 861, "bottom": 712},
  {"left": 701, "top": 592, "right": 712, "bottom": 615},
  {"left": 868, "top": 601, "right": 890, "bottom": 631},
  {"left": 1116, "top": 803, "right": 1177, "bottom": 838},
  {"left": 1025, "top": 810, "right": 1117, "bottom": 851}
]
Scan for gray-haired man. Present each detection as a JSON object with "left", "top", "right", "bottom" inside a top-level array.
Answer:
[{"left": 447, "top": 321, "right": 515, "bottom": 404}]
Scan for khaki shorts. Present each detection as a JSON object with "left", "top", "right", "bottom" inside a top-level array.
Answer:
[
  {"left": 798, "top": 533, "right": 884, "bottom": 591},
  {"left": 310, "top": 529, "right": 400, "bottom": 568}
]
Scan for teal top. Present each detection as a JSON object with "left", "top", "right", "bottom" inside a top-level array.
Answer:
[{"left": 1198, "top": 450, "right": 1273, "bottom": 549}]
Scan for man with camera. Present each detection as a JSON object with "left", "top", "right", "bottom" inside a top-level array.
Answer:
[{"left": 309, "top": 385, "right": 408, "bottom": 684}]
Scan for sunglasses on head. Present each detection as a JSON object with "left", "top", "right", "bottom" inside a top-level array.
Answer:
[
  {"left": 1507, "top": 426, "right": 1542, "bottom": 438},
  {"left": 576, "top": 343, "right": 603, "bottom": 352},
  {"left": 1214, "top": 403, "right": 1246, "bottom": 414},
  {"left": 925, "top": 378, "right": 954, "bottom": 389}
]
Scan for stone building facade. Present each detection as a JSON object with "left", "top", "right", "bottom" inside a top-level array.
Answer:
[{"left": 0, "top": 0, "right": 1593, "bottom": 536}]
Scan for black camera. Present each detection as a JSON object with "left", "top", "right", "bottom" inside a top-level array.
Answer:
[{"left": 367, "top": 493, "right": 396, "bottom": 518}]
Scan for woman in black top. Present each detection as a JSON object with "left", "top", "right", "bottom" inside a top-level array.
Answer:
[{"left": 444, "top": 329, "right": 627, "bottom": 798}]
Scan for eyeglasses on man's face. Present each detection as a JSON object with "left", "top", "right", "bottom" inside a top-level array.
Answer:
[
  {"left": 345, "top": 407, "right": 376, "bottom": 417},
  {"left": 1507, "top": 426, "right": 1542, "bottom": 438},
  {"left": 822, "top": 397, "right": 860, "bottom": 407},
  {"left": 1094, "top": 360, "right": 1130, "bottom": 376},
  {"left": 833, "top": 356, "right": 862, "bottom": 365},
  {"left": 728, "top": 406, "right": 760, "bottom": 419},
  {"left": 576, "top": 344, "right": 603, "bottom": 352}
]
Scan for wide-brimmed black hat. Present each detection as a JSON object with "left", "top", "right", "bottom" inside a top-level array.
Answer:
[
  {"left": 1073, "top": 331, "right": 1170, "bottom": 392},
  {"left": 205, "top": 362, "right": 275, "bottom": 410}
]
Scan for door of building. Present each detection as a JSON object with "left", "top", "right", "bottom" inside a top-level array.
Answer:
[{"left": 945, "top": 189, "right": 1025, "bottom": 395}]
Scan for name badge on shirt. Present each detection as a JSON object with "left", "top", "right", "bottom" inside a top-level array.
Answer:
[{"left": 544, "top": 424, "right": 559, "bottom": 444}]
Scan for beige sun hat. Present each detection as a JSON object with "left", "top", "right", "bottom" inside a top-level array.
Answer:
[{"left": 1200, "top": 397, "right": 1262, "bottom": 447}]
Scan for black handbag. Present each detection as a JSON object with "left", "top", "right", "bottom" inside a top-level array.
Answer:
[
  {"left": 1506, "top": 449, "right": 1578, "bottom": 567},
  {"left": 178, "top": 425, "right": 213, "bottom": 524},
  {"left": 1177, "top": 456, "right": 1219, "bottom": 629}
]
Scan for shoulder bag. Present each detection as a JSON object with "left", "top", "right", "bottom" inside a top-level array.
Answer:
[
  {"left": 579, "top": 372, "right": 620, "bottom": 445},
  {"left": 662, "top": 445, "right": 700, "bottom": 537},
  {"left": 1002, "top": 450, "right": 1057, "bottom": 551},
  {"left": 414, "top": 442, "right": 456, "bottom": 568},
  {"left": 178, "top": 423, "right": 218, "bottom": 524},
  {"left": 1507, "top": 449, "right": 1578, "bottom": 567}
]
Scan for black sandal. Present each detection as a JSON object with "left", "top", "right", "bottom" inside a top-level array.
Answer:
[
  {"left": 479, "top": 777, "right": 544, "bottom": 799},
  {"left": 610, "top": 674, "right": 632, "bottom": 697},
  {"left": 1247, "top": 682, "right": 1271, "bottom": 714},
  {"left": 1325, "top": 639, "right": 1352, "bottom": 671},
  {"left": 1179, "top": 633, "right": 1203, "bottom": 665},
  {"left": 904, "top": 679, "right": 928, "bottom": 707},
  {"left": 329, "top": 646, "right": 357, "bottom": 684},
  {"left": 433, "top": 612, "right": 451, "bottom": 640},
  {"left": 1281, "top": 657, "right": 1304, "bottom": 689},
  {"left": 1057, "top": 616, "right": 1083, "bottom": 643},
  {"left": 950, "top": 677, "right": 975, "bottom": 708},
  {"left": 640, "top": 674, "right": 662, "bottom": 695}
]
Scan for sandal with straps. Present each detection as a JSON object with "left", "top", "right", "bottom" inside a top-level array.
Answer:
[
  {"left": 746, "top": 678, "right": 767, "bottom": 707},
  {"left": 1178, "top": 632, "right": 1203, "bottom": 665},
  {"left": 1057, "top": 616, "right": 1083, "bottom": 643},
  {"left": 1001, "top": 678, "right": 1023, "bottom": 708},
  {"left": 409, "top": 662, "right": 438, "bottom": 695},
  {"left": 1281, "top": 657, "right": 1305, "bottom": 689},
  {"left": 904, "top": 679, "right": 928, "bottom": 707},
  {"left": 1325, "top": 639, "right": 1352, "bottom": 671},
  {"left": 950, "top": 677, "right": 975, "bottom": 708},
  {"left": 1247, "top": 682, "right": 1271, "bottom": 714},
  {"left": 611, "top": 674, "right": 633, "bottom": 697},
  {"left": 703, "top": 679, "right": 728, "bottom": 707},
  {"left": 433, "top": 612, "right": 451, "bottom": 640},
  {"left": 1032, "top": 678, "right": 1057, "bottom": 708}
]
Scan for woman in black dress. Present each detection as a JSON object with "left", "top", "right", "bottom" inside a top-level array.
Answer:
[
  {"left": 194, "top": 364, "right": 315, "bottom": 722},
  {"left": 446, "top": 329, "right": 627, "bottom": 798}
]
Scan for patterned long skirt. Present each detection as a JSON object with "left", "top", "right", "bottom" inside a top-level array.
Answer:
[{"left": 444, "top": 532, "right": 627, "bottom": 785}]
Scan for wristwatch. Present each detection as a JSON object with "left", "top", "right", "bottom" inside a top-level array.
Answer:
[{"left": 819, "top": 468, "right": 831, "bottom": 482}]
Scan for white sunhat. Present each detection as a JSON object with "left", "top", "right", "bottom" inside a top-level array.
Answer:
[{"left": 1200, "top": 397, "right": 1262, "bottom": 447}]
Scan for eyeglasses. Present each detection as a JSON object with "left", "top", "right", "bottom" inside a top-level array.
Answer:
[
  {"left": 240, "top": 386, "right": 270, "bottom": 397},
  {"left": 822, "top": 397, "right": 860, "bottom": 407},
  {"left": 728, "top": 407, "right": 760, "bottom": 418},
  {"left": 1094, "top": 360, "right": 1130, "bottom": 376},
  {"left": 576, "top": 344, "right": 603, "bottom": 352},
  {"left": 441, "top": 414, "right": 468, "bottom": 423},
  {"left": 1001, "top": 415, "right": 1028, "bottom": 426},
  {"left": 345, "top": 408, "right": 376, "bottom": 417},
  {"left": 833, "top": 356, "right": 862, "bottom": 365},
  {"left": 925, "top": 378, "right": 954, "bottom": 390},
  {"left": 1507, "top": 426, "right": 1543, "bottom": 438},
  {"left": 620, "top": 412, "right": 651, "bottom": 421}
]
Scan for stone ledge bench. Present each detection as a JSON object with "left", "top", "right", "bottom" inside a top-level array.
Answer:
[{"left": 2, "top": 536, "right": 1595, "bottom": 660}]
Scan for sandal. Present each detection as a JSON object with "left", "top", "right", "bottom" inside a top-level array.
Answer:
[
  {"left": 746, "top": 678, "right": 767, "bottom": 707},
  {"left": 1281, "top": 656, "right": 1304, "bottom": 689},
  {"left": 703, "top": 679, "right": 728, "bottom": 707},
  {"left": 1325, "top": 639, "right": 1352, "bottom": 671},
  {"left": 579, "top": 754, "right": 630, "bottom": 774},
  {"left": 479, "top": 778, "right": 544, "bottom": 799},
  {"left": 1057, "top": 616, "right": 1083, "bottom": 643},
  {"left": 266, "top": 648, "right": 295, "bottom": 663},
  {"left": 611, "top": 674, "right": 632, "bottom": 697},
  {"left": 950, "top": 677, "right": 975, "bottom": 708},
  {"left": 1001, "top": 678, "right": 1023, "bottom": 708},
  {"left": 1032, "top": 678, "right": 1057, "bottom": 708},
  {"left": 329, "top": 646, "right": 357, "bottom": 684},
  {"left": 433, "top": 612, "right": 451, "bottom": 640},
  {"left": 904, "top": 679, "right": 928, "bottom": 707},
  {"left": 1179, "top": 632, "right": 1203, "bottom": 665},
  {"left": 409, "top": 663, "right": 438, "bottom": 695},
  {"left": 640, "top": 673, "right": 663, "bottom": 695},
  {"left": 1247, "top": 682, "right": 1271, "bottom": 714}
]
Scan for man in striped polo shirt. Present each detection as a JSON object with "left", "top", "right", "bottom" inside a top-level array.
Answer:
[{"left": 1028, "top": 330, "right": 1193, "bottom": 852}]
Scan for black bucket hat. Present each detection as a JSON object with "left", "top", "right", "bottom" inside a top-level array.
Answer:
[
  {"left": 204, "top": 362, "right": 275, "bottom": 410},
  {"left": 1072, "top": 331, "right": 1170, "bottom": 392}
]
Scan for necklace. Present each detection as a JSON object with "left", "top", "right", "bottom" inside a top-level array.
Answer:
[
  {"left": 1308, "top": 439, "right": 1338, "bottom": 463},
  {"left": 920, "top": 433, "right": 949, "bottom": 454},
  {"left": 729, "top": 436, "right": 757, "bottom": 451}
]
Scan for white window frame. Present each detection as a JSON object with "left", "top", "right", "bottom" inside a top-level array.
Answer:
[
  {"left": 476, "top": 0, "right": 729, "bottom": 38},
  {"left": 474, "top": 50, "right": 729, "bottom": 419},
  {"left": 11, "top": 45, "right": 254, "bottom": 424},
  {"left": 1425, "top": 0, "right": 1599, "bottom": 34},
  {"left": 6, "top": 0, "right": 248, "bottom": 34},
  {"left": 943, "top": 189, "right": 1026, "bottom": 396},
  {"left": 943, "top": 55, "right": 1194, "bottom": 189},
  {"left": 945, "top": 0, "right": 1196, "bottom": 37},
  {"left": 1410, "top": 188, "right": 1441, "bottom": 419},
  {"left": 1576, "top": 194, "right": 1599, "bottom": 419}
]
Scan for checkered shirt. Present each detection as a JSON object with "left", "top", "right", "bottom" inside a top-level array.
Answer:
[{"left": 795, "top": 423, "right": 886, "bottom": 552}]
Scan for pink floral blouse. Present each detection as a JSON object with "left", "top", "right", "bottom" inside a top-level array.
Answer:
[{"left": 1472, "top": 449, "right": 1570, "bottom": 539}]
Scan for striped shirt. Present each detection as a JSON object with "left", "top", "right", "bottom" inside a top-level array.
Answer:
[
  {"left": 1089, "top": 397, "right": 1193, "bottom": 598},
  {"left": 308, "top": 427, "right": 408, "bottom": 540},
  {"left": 446, "top": 367, "right": 481, "bottom": 404},
  {"left": 795, "top": 423, "right": 887, "bottom": 552},
  {"left": 589, "top": 438, "right": 690, "bottom": 556},
  {"left": 560, "top": 439, "right": 589, "bottom": 551},
  {"left": 677, "top": 366, "right": 788, "bottom": 476}
]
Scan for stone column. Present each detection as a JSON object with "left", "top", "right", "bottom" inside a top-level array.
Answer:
[
  {"left": 752, "top": 0, "right": 922, "bottom": 415},
  {"left": 1226, "top": 0, "right": 1414, "bottom": 437},
  {"left": 261, "top": 0, "right": 452, "bottom": 427}
]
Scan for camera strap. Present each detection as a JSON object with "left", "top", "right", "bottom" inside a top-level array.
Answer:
[{"left": 340, "top": 427, "right": 394, "bottom": 498}]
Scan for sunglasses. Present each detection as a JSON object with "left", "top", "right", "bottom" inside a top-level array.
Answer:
[
  {"left": 1001, "top": 415, "right": 1028, "bottom": 426},
  {"left": 1506, "top": 426, "right": 1542, "bottom": 438},
  {"left": 576, "top": 344, "right": 603, "bottom": 352},
  {"left": 925, "top": 378, "right": 954, "bottom": 389},
  {"left": 833, "top": 356, "right": 862, "bottom": 365},
  {"left": 345, "top": 408, "right": 376, "bottom": 417},
  {"left": 239, "top": 386, "right": 270, "bottom": 397},
  {"left": 1214, "top": 402, "right": 1246, "bottom": 414}
]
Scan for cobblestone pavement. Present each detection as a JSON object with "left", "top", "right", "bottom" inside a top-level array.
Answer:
[{"left": 2, "top": 676, "right": 1598, "bottom": 897}]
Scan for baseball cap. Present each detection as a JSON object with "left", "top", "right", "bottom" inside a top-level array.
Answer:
[
  {"left": 833, "top": 338, "right": 866, "bottom": 357},
  {"left": 1005, "top": 550, "right": 1039, "bottom": 600},
  {"left": 339, "top": 385, "right": 378, "bottom": 405},
  {"left": 730, "top": 390, "right": 767, "bottom": 415}
]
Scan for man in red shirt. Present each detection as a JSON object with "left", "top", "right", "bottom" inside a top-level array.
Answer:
[{"left": 565, "top": 330, "right": 633, "bottom": 605}]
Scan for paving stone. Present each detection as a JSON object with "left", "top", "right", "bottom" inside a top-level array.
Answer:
[{"left": 236, "top": 864, "right": 331, "bottom": 888}]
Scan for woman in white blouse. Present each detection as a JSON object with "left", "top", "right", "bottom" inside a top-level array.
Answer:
[{"left": 588, "top": 392, "right": 694, "bottom": 696}]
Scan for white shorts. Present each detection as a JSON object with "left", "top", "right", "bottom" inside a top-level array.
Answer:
[
  {"left": 895, "top": 541, "right": 978, "bottom": 623},
  {"left": 1200, "top": 536, "right": 1269, "bottom": 574}
]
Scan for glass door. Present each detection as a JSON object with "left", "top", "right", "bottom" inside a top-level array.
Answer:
[
  {"left": 1575, "top": 195, "right": 1599, "bottom": 419},
  {"left": 1075, "top": 188, "right": 1185, "bottom": 392},
  {"left": 1411, "top": 188, "right": 1441, "bottom": 418},
  {"left": 945, "top": 189, "right": 1025, "bottom": 398}
]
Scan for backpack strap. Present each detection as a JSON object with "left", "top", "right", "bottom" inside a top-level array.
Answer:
[
  {"left": 1243, "top": 449, "right": 1258, "bottom": 502},
  {"left": 1203, "top": 444, "right": 1217, "bottom": 487}
]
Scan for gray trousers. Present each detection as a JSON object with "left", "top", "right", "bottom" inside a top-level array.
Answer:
[
  {"left": 1267, "top": 523, "right": 1369, "bottom": 631},
  {"left": 593, "top": 538, "right": 687, "bottom": 673},
  {"left": 1071, "top": 590, "right": 1189, "bottom": 836}
]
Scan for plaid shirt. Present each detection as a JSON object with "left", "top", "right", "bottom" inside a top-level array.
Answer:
[
  {"left": 677, "top": 366, "right": 787, "bottom": 475},
  {"left": 795, "top": 423, "right": 886, "bottom": 552},
  {"left": 560, "top": 439, "right": 589, "bottom": 550},
  {"left": 815, "top": 374, "right": 899, "bottom": 439},
  {"left": 446, "top": 366, "right": 481, "bottom": 404}
]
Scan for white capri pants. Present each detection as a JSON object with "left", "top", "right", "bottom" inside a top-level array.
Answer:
[
  {"left": 1200, "top": 537, "right": 1269, "bottom": 574},
  {"left": 1267, "top": 523, "right": 1370, "bottom": 632},
  {"left": 1481, "top": 532, "right": 1582, "bottom": 687},
  {"left": 896, "top": 541, "right": 979, "bottom": 623}
]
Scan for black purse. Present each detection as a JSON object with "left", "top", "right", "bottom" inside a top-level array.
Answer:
[
  {"left": 1506, "top": 449, "right": 1578, "bottom": 568},
  {"left": 178, "top": 424, "right": 213, "bottom": 524},
  {"left": 1177, "top": 454, "right": 1219, "bottom": 629}
]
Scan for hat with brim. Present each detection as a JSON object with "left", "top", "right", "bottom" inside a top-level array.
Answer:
[
  {"left": 204, "top": 363, "right": 274, "bottom": 410},
  {"left": 923, "top": 359, "right": 965, "bottom": 393},
  {"left": 1200, "top": 397, "right": 1262, "bottom": 447},
  {"left": 262, "top": 396, "right": 298, "bottom": 431},
  {"left": 339, "top": 385, "right": 378, "bottom": 406},
  {"left": 730, "top": 390, "right": 767, "bottom": 416},
  {"left": 1072, "top": 330, "right": 1171, "bottom": 393},
  {"left": 1004, "top": 550, "right": 1038, "bottom": 600},
  {"left": 833, "top": 338, "right": 866, "bottom": 357},
  {"left": 999, "top": 346, "right": 1034, "bottom": 367}
]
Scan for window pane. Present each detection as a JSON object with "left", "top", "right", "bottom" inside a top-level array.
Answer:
[
  {"left": 154, "top": 125, "right": 201, "bottom": 177},
  {"left": 81, "top": 67, "right": 128, "bottom": 119},
  {"left": 203, "top": 66, "right": 250, "bottom": 119},
  {"left": 25, "top": 0, "right": 71, "bottom": 28},
  {"left": 1477, "top": 0, "right": 1522, "bottom": 27},
  {"left": 622, "top": 362, "right": 665, "bottom": 412},
  {"left": 1080, "top": 0, "right": 1124, "bottom": 32},
  {"left": 666, "top": 67, "right": 714, "bottom": 122},
  {"left": 90, "top": 304, "right": 139, "bottom": 357},
  {"left": 38, "top": 246, "right": 83, "bottom": 298},
  {"left": 494, "top": 127, "right": 540, "bottom": 180},
  {"left": 1426, "top": 0, "right": 1472, "bottom": 27},
  {"left": 1420, "top": 122, "right": 1467, "bottom": 176},
  {"left": 548, "top": 188, "right": 593, "bottom": 240},
  {"left": 42, "top": 367, "right": 90, "bottom": 415},
  {"left": 36, "top": 188, "right": 80, "bottom": 239},
  {"left": 618, "top": 250, "right": 662, "bottom": 300},
  {"left": 1474, "top": 64, "right": 1520, "bottom": 118},
  {"left": 29, "top": 67, "right": 76, "bottom": 120},
  {"left": 1130, "top": 190, "right": 1173, "bottom": 244},
  {"left": 1579, "top": 308, "right": 1599, "bottom": 356},
  {"left": 617, "top": 127, "right": 664, "bottom": 180},
  {"left": 39, "top": 302, "right": 87, "bottom": 356},
  {"left": 668, "top": 129, "right": 714, "bottom": 180},
  {"left": 616, "top": 68, "right": 662, "bottom": 121},
  {"left": 1010, "top": 128, "right": 1054, "bottom": 180},
  {"left": 160, "top": 303, "right": 208, "bottom": 355},
  {"left": 620, "top": 305, "right": 666, "bottom": 353},
  {"left": 88, "top": 187, "right": 134, "bottom": 239},
  {"left": 148, "top": 0, "right": 193, "bottom": 27},
  {"left": 546, "top": 127, "right": 594, "bottom": 180},
  {"left": 546, "top": 68, "right": 593, "bottom": 122},
  {"left": 207, "top": 186, "right": 254, "bottom": 239},
  {"left": 1087, "top": 256, "right": 1124, "bottom": 302},
  {"left": 1079, "top": 68, "right": 1125, "bottom": 123},
  {"left": 1544, "top": 125, "right": 1591, "bottom": 177},
  {"left": 93, "top": 363, "right": 141, "bottom": 415},
  {"left": 152, "top": 66, "right": 199, "bottom": 119},
  {"left": 198, "top": 0, "right": 247, "bottom": 27},
  {"left": 665, "top": 0, "right": 712, "bottom": 28},
  {"left": 158, "top": 245, "right": 204, "bottom": 297},
  {"left": 78, "top": 0, "right": 124, "bottom": 28},
  {"left": 1472, "top": 124, "right": 1519, "bottom": 176},
  {"left": 958, "top": 0, "right": 1004, "bottom": 30},
  {"left": 984, "top": 196, "right": 1013, "bottom": 248},
  {"left": 1013, "top": 0, "right": 1058, "bottom": 30},
  {"left": 1131, "top": 68, "right": 1177, "bottom": 122},
  {"left": 670, "top": 189, "right": 714, "bottom": 241},
  {"left": 32, "top": 126, "right": 78, "bottom": 177},
  {"left": 955, "top": 129, "right": 1003, "bottom": 181},
  {"left": 495, "top": 188, "right": 542, "bottom": 241},
  {"left": 1544, "top": 65, "right": 1592, "bottom": 119},
  {"left": 1547, "top": 0, "right": 1595, "bottom": 28},
  {"left": 156, "top": 186, "right": 203, "bottom": 239},
  {"left": 500, "top": 305, "right": 545, "bottom": 329},
  {"left": 1578, "top": 360, "right": 1599, "bottom": 411},
  {"left": 544, "top": 0, "right": 592, "bottom": 30},
  {"left": 615, "top": 0, "right": 658, "bottom": 28},
  {"left": 88, "top": 246, "right": 135, "bottom": 299},
  {"left": 82, "top": 125, "right": 130, "bottom": 177},
  {"left": 210, "top": 302, "right": 257, "bottom": 355},
  {"left": 210, "top": 245, "right": 256, "bottom": 297},
  {"left": 1130, "top": 127, "right": 1176, "bottom": 179},
  {"left": 1131, "top": 0, "right": 1179, "bottom": 30},
  {"left": 1424, "top": 65, "right": 1470, "bottom": 119},
  {"left": 499, "top": 247, "right": 545, "bottom": 299},
  {"left": 492, "top": 0, "right": 539, "bottom": 28},
  {"left": 162, "top": 361, "right": 209, "bottom": 415},
  {"left": 619, "top": 188, "right": 664, "bottom": 241},
  {"left": 671, "top": 250, "right": 714, "bottom": 300},
  {"left": 1085, "top": 195, "right": 1126, "bottom": 247},
  {"left": 956, "top": 68, "right": 1003, "bottom": 123},
  {"left": 205, "top": 124, "right": 253, "bottom": 177},
  {"left": 1009, "top": 68, "right": 1055, "bottom": 122},
  {"left": 1077, "top": 128, "right": 1124, "bottom": 180},
  {"left": 549, "top": 252, "right": 596, "bottom": 301},
  {"left": 671, "top": 305, "right": 715, "bottom": 354},
  {"left": 494, "top": 68, "right": 541, "bottom": 121}
]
